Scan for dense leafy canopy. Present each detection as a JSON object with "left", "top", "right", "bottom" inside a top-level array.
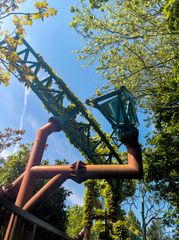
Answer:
[
  {"left": 144, "top": 88, "right": 179, "bottom": 224},
  {"left": 81, "top": 177, "right": 137, "bottom": 239},
  {"left": 66, "top": 204, "right": 84, "bottom": 238},
  {"left": 147, "top": 219, "right": 170, "bottom": 240},
  {"left": 158, "top": 0, "right": 179, "bottom": 31},
  {"left": 70, "top": 0, "right": 178, "bottom": 108},
  {"left": 69, "top": 0, "right": 179, "bottom": 225},
  {"left": 87, "top": 0, "right": 179, "bottom": 31},
  {"left": 142, "top": 62, "right": 179, "bottom": 224},
  {"left": 0, "top": 143, "right": 31, "bottom": 186},
  {"left": 66, "top": 203, "right": 111, "bottom": 240}
]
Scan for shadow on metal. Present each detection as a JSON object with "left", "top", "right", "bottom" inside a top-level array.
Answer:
[
  {"left": 0, "top": 197, "right": 73, "bottom": 240},
  {"left": 85, "top": 86, "right": 139, "bottom": 139}
]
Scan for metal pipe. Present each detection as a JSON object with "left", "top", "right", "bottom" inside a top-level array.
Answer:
[
  {"left": 30, "top": 165, "right": 70, "bottom": 178},
  {"left": 4, "top": 117, "right": 63, "bottom": 240},
  {"left": 23, "top": 174, "right": 67, "bottom": 213},
  {"left": 75, "top": 227, "right": 85, "bottom": 240},
  {"left": 29, "top": 152, "right": 142, "bottom": 182},
  {"left": 1, "top": 139, "right": 142, "bottom": 205},
  {"left": 0, "top": 173, "right": 24, "bottom": 201},
  {"left": 4, "top": 117, "right": 142, "bottom": 240},
  {"left": 29, "top": 164, "right": 139, "bottom": 179},
  {"left": 2, "top": 138, "right": 142, "bottom": 220},
  {"left": 22, "top": 141, "right": 142, "bottom": 215},
  {"left": 84, "top": 226, "right": 91, "bottom": 240},
  {"left": 15, "top": 116, "right": 63, "bottom": 209}
]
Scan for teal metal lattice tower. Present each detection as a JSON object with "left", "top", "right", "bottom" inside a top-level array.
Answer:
[
  {"left": 86, "top": 86, "right": 139, "bottom": 140},
  {"left": 0, "top": 36, "right": 129, "bottom": 165}
]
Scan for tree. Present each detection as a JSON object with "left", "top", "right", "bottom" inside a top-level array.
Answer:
[
  {"left": 69, "top": 0, "right": 178, "bottom": 105},
  {"left": 126, "top": 210, "right": 142, "bottom": 240},
  {"left": 144, "top": 74, "right": 179, "bottom": 225},
  {"left": 0, "top": 144, "right": 71, "bottom": 232},
  {"left": 66, "top": 204, "right": 100, "bottom": 240},
  {"left": 84, "top": 178, "right": 136, "bottom": 240},
  {"left": 123, "top": 181, "right": 171, "bottom": 240},
  {"left": 85, "top": 0, "right": 179, "bottom": 32},
  {"left": 0, "top": 0, "right": 57, "bottom": 86},
  {"left": 157, "top": 0, "right": 179, "bottom": 32},
  {"left": 69, "top": 0, "right": 179, "bottom": 223},
  {"left": 0, "top": 128, "right": 25, "bottom": 165},
  {"left": 147, "top": 219, "right": 167, "bottom": 240},
  {"left": 66, "top": 204, "right": 84, "bottom": 238},
  {"left": 173, "top": 227, "right": 179, "bottom": 239},
  {"left": 0, "top": 143, "right": 30, "bottom": 186},
  {"left": 32, "top": 159, "right": 72, "bottom": 232}
]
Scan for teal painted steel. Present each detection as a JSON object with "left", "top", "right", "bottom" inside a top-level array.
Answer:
[
  {"left": 0, "top": 36, "right": 124, "bottom": 164},
  {"left": 85, "top": 86, "right": 139, "bottom": 138}
]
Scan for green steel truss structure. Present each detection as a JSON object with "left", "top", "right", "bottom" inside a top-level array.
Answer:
[{"left": 0, "top": 36, "right": 138, "bottom": 165}]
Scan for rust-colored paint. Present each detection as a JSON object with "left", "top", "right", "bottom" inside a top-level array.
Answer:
[
  {"left": 84, "top": 226, "right": 91, "bottom": 240},
  {"left": 4, "top": 117, "right": 63, "bottom": 240},
  {"left": 15, "top": 116, "right": 63, "bottom": 209},
  {"left": 75, "top": 227, "right": 85, "bottom": 240},
  {"left": 0, "top": 173, "right": 24, "bottom": 201},
  {"left": 29, "top": 141, "right": 142, "bottom": 182},
  {"left": 23, "top": 174, "right": 67, "bottom": 213},
  {"left": 2, "top": 138, "right": 142, "bottom": 218},
  {"left": 3, "top": 117, "right": 143, "bottom": 240}
]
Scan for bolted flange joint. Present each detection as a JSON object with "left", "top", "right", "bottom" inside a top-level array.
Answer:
[
  {"left": 48, "top": 116, "right": 63, "bottom": 132},
  {"left": 70, "top": 160, "right": 87, "bottom": 183}
]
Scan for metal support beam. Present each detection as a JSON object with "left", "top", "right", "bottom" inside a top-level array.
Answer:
[
  {"left": 4, "top": 117, "right": 63, "bottom": 240},
  {"left": 0, "top": 36, "right": 124, "bottom": 164},
  {"left": 1, "top": 117, "right": 142, "bottom": 240}
]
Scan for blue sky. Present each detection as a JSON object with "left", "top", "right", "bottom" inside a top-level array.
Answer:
[{"left": 0, "top": 0, "right": 149, "bottom": 210}]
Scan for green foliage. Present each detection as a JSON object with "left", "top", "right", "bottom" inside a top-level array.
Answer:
[
  {"left": 160, "top": 0, "right": 179, "bottom": 31},
  {"left": 93, "top": 208, "right": 105, "bottom": 218},
  {"left": 87, "top": 0, "right": 109, "bottom": 9},
  {"left": 0, "top": 0, "right": 57, "bottom": 86},
  {"left": 144, "top": 74, "right": 179, "bottom": 224},
  {"left": 147, "top": 219, "right": 167, "bottom": 240},
  {"left": 70, "top": 0, "right": 179, "bottom": 226},
  {"left": 113, "top": 220, "right": 130, "bottom": 240},
  {"left": 34, "top": 177, "right": 71, "bottom": 232},
  {"left": 33, "top": 158, "right": 71, "bottom": 231},
  {"left": 0, "top": 128, "right": 25, "bottom": 156},
  {"left": 55, "top": 158, "right": 69, "bottom": 165},
  {"left": 91, "top": 220, "right": 105, "bottom": 238},
  {"left": 0, "top": 143, "right": 31, "bottom": 187},
  {"left": 126, "top": 210, "right": 142, "bottom": 240},
  {"left": 69, "top": 0, "right": 178, "bottom": 109},
  {"left": 122, "top": 180, "right": 173, "bottom": 240},
  {"left": 66, "top": 204, "right": 84, "bottom": 238},
  {"left": 83, "top": 179, "right": 96, "bottom": 226},
  {"left": 66, "top": 204, "right": 100, "bottom": 239},
  {"left": 86, "top": 178, "right": 136, "bottom": 239}
]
